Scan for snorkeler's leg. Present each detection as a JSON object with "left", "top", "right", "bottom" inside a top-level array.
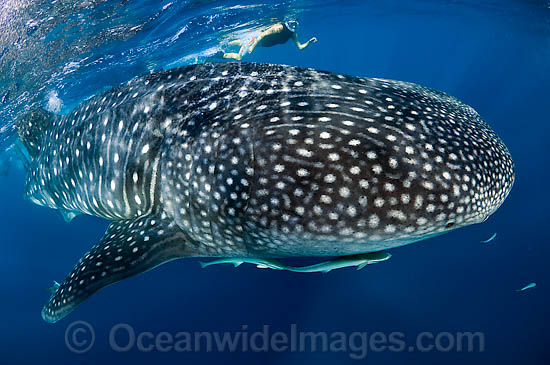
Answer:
[
  {"left": 222, "top": 52, "right": 242, "bottom": 60},
  {"left": 228, "top": 39, "right": 242, "bottom": 47},
  {"left": 247, "top": 37, "right": 262, "bottom": 54}
]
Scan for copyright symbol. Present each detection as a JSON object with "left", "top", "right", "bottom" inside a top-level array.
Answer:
[{"left": 65, "top": 320, "right": 95, "bottom": 354}]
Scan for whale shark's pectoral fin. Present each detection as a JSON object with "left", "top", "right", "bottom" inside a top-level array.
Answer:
[{"left": 42, "top": 212, "right": 197, "bottom": 323}]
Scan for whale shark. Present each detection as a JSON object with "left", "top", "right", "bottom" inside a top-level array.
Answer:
[{"left": 15, "top": 62, "right": 514, "bottom": 323}]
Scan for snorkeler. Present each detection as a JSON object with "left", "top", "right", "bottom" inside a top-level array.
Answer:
[{"left": 222, "top": 20, "right": 317, "bottom": 60}]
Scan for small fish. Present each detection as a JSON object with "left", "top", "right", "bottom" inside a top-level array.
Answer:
[
  {"left": 480, "top": 232, "right": 497, "bottom": 244},
  {"left": 517, "top": 282, "right": 536, "bottom": 292},
  {"left": 200, "top": 252, "right": 391, "bottom": 273},
  {"left": 200, "top": 257, "right": 286, "bottom": 270}
]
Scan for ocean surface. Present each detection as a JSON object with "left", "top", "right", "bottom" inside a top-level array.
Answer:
[{"left": 0, "top": 0, "right": 549, "bottom": 363}]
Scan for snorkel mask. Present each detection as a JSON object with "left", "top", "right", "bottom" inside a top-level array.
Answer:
[{"left": 285, "top": 20, "right": 299, "bottom": 32}]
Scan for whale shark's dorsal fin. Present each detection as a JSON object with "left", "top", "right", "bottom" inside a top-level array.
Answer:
[
  {"left": 16, "top": 108, "right": 56, "bottom": 158},
  {"left": 42, "top": 211, "right": 203, "bottom": 323}
]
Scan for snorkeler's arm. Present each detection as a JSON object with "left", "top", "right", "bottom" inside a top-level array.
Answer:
[{"left": 292, "top": 33, "right": 317, "bottom": 50}]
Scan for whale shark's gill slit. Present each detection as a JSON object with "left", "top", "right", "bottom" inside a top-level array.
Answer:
[
  {"left": 240, "top": 118, "right": 256, "bottom": 256},
  {"left": 149, "top": 156, "right": 161, "bottom": 207},
  {"left": 41, "top": 211, "right": 201, "bottom": 323},
  {"left": 122, "top": 138, "right": 133, "bottom": 215}
]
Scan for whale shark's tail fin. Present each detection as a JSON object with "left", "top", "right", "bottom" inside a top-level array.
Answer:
[
  {"left": 0, "top": 140, "right": 31, "bottom": 176},
  {"left": 15, "top": 108, "right": 56, "bottom": 158}
]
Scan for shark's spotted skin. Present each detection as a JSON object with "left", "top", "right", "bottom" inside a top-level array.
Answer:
[{"left": 17, "top": 63, "right": 514, "bottom": 322}]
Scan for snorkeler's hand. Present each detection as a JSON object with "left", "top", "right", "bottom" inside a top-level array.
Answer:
[{"left": 309, "top": 37, "right": 318, "bottom": 43}]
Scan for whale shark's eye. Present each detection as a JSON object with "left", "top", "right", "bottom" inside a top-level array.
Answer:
[{"left": 445, "top": 221, "right": 455, "bottom": 229}]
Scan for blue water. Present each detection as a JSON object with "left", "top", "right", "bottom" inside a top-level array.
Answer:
[{"left": 1, "top": 0, "right": 549, "bottom": 363}]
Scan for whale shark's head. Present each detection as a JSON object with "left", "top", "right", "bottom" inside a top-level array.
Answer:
[
  {"left": 233, "top": 71, "right": 516, "bottom": 254},
  {"left": 448, "top": 116, "right": 515, "bottom": 227},
  {"left": 388, "top": 92, "right": 516, "bottom": 232}
]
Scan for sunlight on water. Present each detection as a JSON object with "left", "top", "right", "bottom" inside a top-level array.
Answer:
[
  {"left": 1, "top": 0, "right": 549, "bottom": 150},
  {"left": 0, "top": 0, "right": 313, "bottom": 148}
]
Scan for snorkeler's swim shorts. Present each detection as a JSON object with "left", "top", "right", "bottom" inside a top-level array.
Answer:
[{"left": 238, "top": 33, "right": 258, "bottom": 57}]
